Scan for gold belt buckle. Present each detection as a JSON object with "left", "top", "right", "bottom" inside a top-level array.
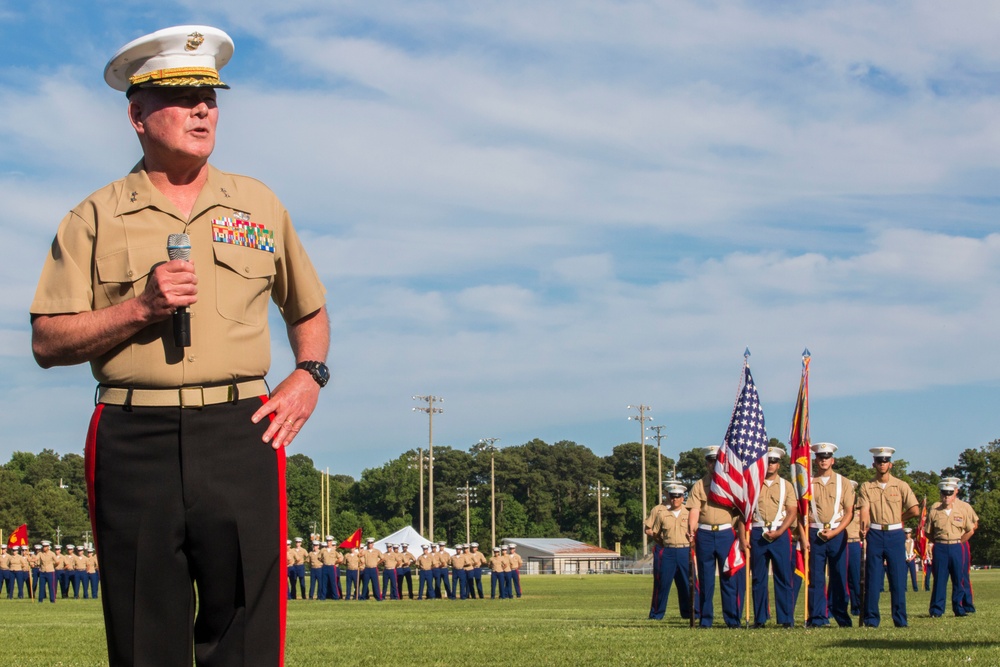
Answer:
[
  {"left": 712, "top": 525, "right": 720, "bottom": 532},
  {"left": 179, "top": 386, "right": 205, "bottom": 408},
  {"left": 881, "top": 524, "right": 889, "bottom": 531},
  {"left": 823, "top": 523, "right": 831, "bottom": 529}
]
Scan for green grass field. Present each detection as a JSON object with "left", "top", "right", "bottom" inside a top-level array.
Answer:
[{"left": 3, "top": 572, "right": 998, "bottom": 666}]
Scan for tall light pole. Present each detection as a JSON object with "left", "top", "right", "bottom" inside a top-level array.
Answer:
[
  {"left": 413, "top": 395, "right": 443, "bottom": 540},
  {"left": 650, "top": 424, "right": 667, "bottom": 505},
  {"left": 628, "top": 404, "right": 652, "bottom": 555},
  {"left": 589, "top": 481, "right": 611, "bottom": 549},
  {"left": 477, "top": 438, "right": 500, "bottom": 549},
  {"left": 457, "top": 481, "right": 477, "bottom": 544},
  {"left": 409, "top": 448, "right": 426, "bottom": 537}
]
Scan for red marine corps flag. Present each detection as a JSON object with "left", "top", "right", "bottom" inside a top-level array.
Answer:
[
  {"left": 339, "top": 528, "right": 362, "bottom": 550},
  {"left": 7, "top": 524, "right": 28, "bottom": 548},
  {"left": 710, "top": 352, "right": 769, "bottom": 575},
  {"left": 789, "top": 350, "right": 812, "bottom": 522}
]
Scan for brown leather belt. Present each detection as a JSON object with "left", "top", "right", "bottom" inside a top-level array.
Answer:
[{"left": 97, "top": 379, "right": 268, "bottom": 408}]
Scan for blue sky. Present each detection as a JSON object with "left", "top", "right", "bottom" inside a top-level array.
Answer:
[{"left": 1, "top": 1, "right": 998, "bottom": 480}]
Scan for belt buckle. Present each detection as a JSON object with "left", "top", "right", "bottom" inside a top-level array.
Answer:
[
  {"left": 712, "top": 525, "right": 719, "bottom": 532},
  {"left": 823, "top": 523, "right": 831, "bottom": 529},
  {"left": 881, "top": 524, "right": 889, "bottom": 531},
  {"left": 179, "top": 386, "right": 205, "bottom": 409}
]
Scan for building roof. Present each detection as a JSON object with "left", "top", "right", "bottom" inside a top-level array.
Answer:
[{"left": 502, "top": 538, "right": 619, "bottom": 558}]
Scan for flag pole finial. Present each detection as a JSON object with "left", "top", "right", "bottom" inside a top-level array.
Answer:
[
  {"left": 802, "top": 348, "right": 811, "bottom": 358},
  {"left": 744, "top": 347, "right": 751, "bottom": 358}
]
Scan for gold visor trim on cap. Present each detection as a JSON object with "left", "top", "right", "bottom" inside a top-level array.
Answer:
[{"left": 129, "top": 66, "right": 223, "bottom": 86}]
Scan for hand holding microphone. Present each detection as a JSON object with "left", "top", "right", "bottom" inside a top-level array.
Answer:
[{"left": 166, "top": 233, "right": 193, "bottom": 348}]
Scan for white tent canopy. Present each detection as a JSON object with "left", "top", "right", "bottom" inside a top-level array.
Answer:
[{"left": 371, "top": 526, "right": 454, "bottom": 557}]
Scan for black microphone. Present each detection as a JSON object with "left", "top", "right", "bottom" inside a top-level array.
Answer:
[{"left": 166, "top": 233, "right": 191, "bottom": 348}]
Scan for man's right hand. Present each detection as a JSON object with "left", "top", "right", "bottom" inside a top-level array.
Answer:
[{"left": 139, "top": 259, "right": 198, "bottom": 321}]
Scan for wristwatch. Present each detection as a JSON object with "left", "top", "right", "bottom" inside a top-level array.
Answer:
[{"left": 296, "top": 360, "right": 330, "bottom": 388}]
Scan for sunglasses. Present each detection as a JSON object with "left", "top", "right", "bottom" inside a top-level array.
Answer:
[
  {"left": 941, "top": 490, "right": 955, "bottom": 496},
  {"left": 873, "top": 457, "right": 892, "bottom": 464},
  {"left": 815, "top": 453, "right": 833, "bottom": 460},
  {"left": 767, "top": 458, "right": 781, "bottom": 465},
  {"left": 668, "top": 493, "right": 683, "bottom": 498}
]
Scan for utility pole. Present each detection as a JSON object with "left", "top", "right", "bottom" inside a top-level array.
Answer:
[
  {"left": 650, "top": 424, "right": 668, "bottom": 505},
  {"left": 589, "top": 481, "right": 611, "bottom": 549},
  {"left": 628, "top": 404, "right": 652, "bottom": 555},
  {"left": 457, "top": 481, "right": 477, "bottom": 544},
  {"left": 413, "top": 395, "right": 443, "bottom": 541},
  {"left": 477, "top": 438, "right": 500, "bottom": 549}
]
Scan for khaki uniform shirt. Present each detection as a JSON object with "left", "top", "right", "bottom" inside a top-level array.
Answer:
[
  {"left": 54, "top": 554, "right": 66, "bottom": 571},
  {"left": 398, "top": 552, "right": 415, "bottom": 568},
  {"left": 286, "top": 549, "right": 295, "bottom": 567},
  {"left": 650, "top": 506, "right": 692, "bottom": 547},
  {"left": 361, "top": 548, "right": 382, "bottom": 569},
  {"left": 433, "top": 551, "right": 450, "bottom": 569},
  {"left": 859, "top": 475, "right": 918, "bottom": 525},
  {"left": 344, "top": 552, "right": 361, "bottom": 571},
  {"left": 490, "top": 555, "right": 509, "bottom": 572},
  {"left": 686, "top": 474, "right": 739, "bottom": 526},
  {"left": 30, "top": 163, "right": 326, "bottom": 386},
  {"left": 754, "top": 478, "right": 796, "bottom": 528},
  {"left": 644, "top": 504, "right": 669, "bottom": 545},
  {"left": 308, "top": 550, "right": 323, "bottom": 569},
  {"left": 320, "top": 547, "right": 340, "bottom": 566},
  {"left": 86, "top": 555, "right": 98, "bottom": 574},
  {"left": 927, "top": 501, "right": 974, "bottom": 543},
  {"left": 292, "top": 547, "right": 307, "bottom": 566},
  {"left": 0, "top": 553, "right": 9, "bottom": 571},
  {"left": 74, "top": 554, "right": 88, "bottom": 571},
  {"left": 509, "top": 552, "right": 523, "bottom": 570},
  {"left": 417, "top": 553, "right": 435, "bottom": 571},
  {"left": 9, "top": 555, "right": 26, "bottom": 572},
  {"left": 382, "top": 552, "right": 398, "bottom": 569},
  {"left": 450, "top": 553, "right": 466, "bottom": 569},
  {"left": 810, "top": 473, "right": 855, "bottom": 526},
  {"left": 39, "top": 550, "right": 57, "bottom": 573},
  {"left": 845, "top": 502, "right": 862, "bottom": 541},
  {"left": 468, "top": 550, "right": 487, "bottom": 567}
]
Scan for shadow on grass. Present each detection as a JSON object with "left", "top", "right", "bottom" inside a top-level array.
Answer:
[{"left": 828, "top": 639, "right": 999, "bottom": 650}]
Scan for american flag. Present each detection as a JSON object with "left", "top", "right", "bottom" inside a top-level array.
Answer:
[{"left": 710, "top": 365, "right": 768, "bottom": 524}]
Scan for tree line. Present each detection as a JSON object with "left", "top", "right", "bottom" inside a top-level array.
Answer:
[{"left": 4, "top": 438, "right": 999, "bottom": 563}]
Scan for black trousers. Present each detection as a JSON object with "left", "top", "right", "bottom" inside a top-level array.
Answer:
[{"left": 86, "top": 398, "right": 285, "bottom": 667}]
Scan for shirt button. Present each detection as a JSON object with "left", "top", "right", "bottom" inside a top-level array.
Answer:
[
  {"left": 127, "top": 270, "right": 133, "bottom": 277},
  {"left": 188, "top": 355, "right": 196, "bottom": 362},
  {"left": 244, "top": 266, "right": 251, "bottom": 273}
]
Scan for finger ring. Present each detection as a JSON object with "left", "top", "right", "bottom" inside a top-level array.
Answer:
[{"left": 284, "top": 419, "right": 295, "bottom": 426}]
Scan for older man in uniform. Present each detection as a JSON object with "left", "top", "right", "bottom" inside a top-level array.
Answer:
[
  {"left": 806, "top": 442, "right": 854, "bottom": 628},
  {"left": 687, "top": 445, "right": 746, "bottom": 628},
  {"left": 926, "top": 480, "right": 975, "bottom": 617},
  {"left": 31, "top": 24, "right": 328, "bottom": 665},
  {"left": 646, "top": 482, "right": 693, "bottom": 621},
  {"left": 858, "top": 446, "right": 920, "bottom": 627},
  {"left": 417, "top": 544, "right": 436, "bottom": 600},
  {"left": 749, "top": 448, "right": 796, "bottom": 629}
]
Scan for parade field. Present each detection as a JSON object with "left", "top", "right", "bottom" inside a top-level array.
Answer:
[{"left": 3, "top": 572, "right": 998, "bottom": 666}]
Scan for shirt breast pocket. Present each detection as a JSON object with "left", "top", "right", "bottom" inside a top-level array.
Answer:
[
  {"left": 213, "top": 243, "right": 276, "bottom": 326},
  {"left": 95, "top": 244, "right": 165, "bottom": 306}
]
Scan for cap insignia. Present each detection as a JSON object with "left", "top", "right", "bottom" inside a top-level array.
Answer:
[{"left": 186, "top": 32, "right": 205, "bottom": 51}]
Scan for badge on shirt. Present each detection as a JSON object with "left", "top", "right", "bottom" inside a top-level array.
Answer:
[{"left": 212, "top": 214, "right": 275, "bottom": 253}]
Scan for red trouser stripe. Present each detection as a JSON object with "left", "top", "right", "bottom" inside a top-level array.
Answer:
[
  {"left": 261, "top": 394, "right": 288, "bottom": 667},
  {"left": 84, "top": 404, "right": 105, "bottom": 546}
]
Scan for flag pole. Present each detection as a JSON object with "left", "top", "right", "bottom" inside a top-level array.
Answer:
[{"left": 743, "top": 348, "right": 751, "bottom": 628}]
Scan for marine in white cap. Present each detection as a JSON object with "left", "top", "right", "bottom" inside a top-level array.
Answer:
[
  {"left": 466, "top": 541, "right": 487, "bottom": 599},
  {"left": 941, "top": 476, "right": 978, "bottom": 613},
  {"left": 685, "top": 445, "right": 745, "bottom": 628},
  {"left": 290, "top": 537, "right": 308, "bottom": 600},
  {"left": 926, "top": 480, "right": 976, "bottom": 617},
  {"left": 360, "top": 538, "right": 383, "bottom": 600},
  {"left": 803, "top": 442, "right": 855, "bottom": 627},
  {"left": 646, "top": 481, "right": 694, "bottom": 621},
  {"left": 30, "top": 21, "right": 328, "bottom": 664},
  {"left": 319, "top": 535, "right": 342, "bottom": 601},
  {"left": 858, "top": 446, "right": 919, "bottom": 627},
  {"left": 748, "top": 446, "right": 797, "bottom": 628},
  {"left": 396, "top": 542, "right": 415, "bottom": 599},
  {"left": 417, "top": 543, "right": 436, "bottom": 600},
  {"left": 37, "top": 540, "right": 57, "bottom": 603}
]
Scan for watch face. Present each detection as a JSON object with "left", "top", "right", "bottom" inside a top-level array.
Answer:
[{"left": 315, "top": 363, "right": 330, "bottom": 386}]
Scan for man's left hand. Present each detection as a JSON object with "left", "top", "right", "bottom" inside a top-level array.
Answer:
[{"left": 252, "top": 369, "right": 320, "bottom": 449}]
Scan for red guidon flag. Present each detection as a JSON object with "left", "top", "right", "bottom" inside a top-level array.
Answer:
[
  {"left": 7, "top": 524, "right": 28, "bottom": 548},
  {"left": 339, "top": 528, "right": 362, "bottom": 550},
  {"left": 790, "top": 352, "right": 812, "bottom": 521}
]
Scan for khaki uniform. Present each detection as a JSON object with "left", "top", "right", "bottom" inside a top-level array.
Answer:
[
  {"left": 927, "top": 502, "right": 974, "bottom": 543},
  {"left": 859, "top": 474, "right": 919, "bottom": 627},
  {"left": 344, "top": 552, "right": 361, "bottom": 571},
  {"left": 686, "top": 475, "right": 739, "bottom": 527},
  {"left": 39, "top": 551, "right": 57, "bottom": 573},
  {"left": 649, "top": 506, "right": 691, "bottom": 547},
  {"left": 307, "top": 550, "right": 323, "bottom": 569},
  {"left": 927, "top": 499, "right": 975, "bottom": 616},
  {"left": 753, "top": 478, "right": 796, "bottom": 531},
  {"left": 291, "top": 547, "right": 307, "bottom": 566},
  {"left": 859, "top": 476, "right": 918, "bottom": 527},
  {"left": 809, "top": 473, "right": 855, "bottom": 531}
]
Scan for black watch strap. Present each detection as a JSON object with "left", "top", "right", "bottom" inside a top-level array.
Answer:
[{"left": 296, "top": 360, "right": 329, "bottom": 388}]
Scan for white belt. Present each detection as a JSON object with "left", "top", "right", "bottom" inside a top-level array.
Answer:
[
  {"left": 752, "top": 521, "right": 782, "bottom": 530},
  {"left": 810, "top": 521, "right": 841, "bottom": 530},
  {"left": 698, "top": 523, "right": 732, "bottom": 532},
  {"left": 869, "top": 523, "right": 903, "bottom": 531}
]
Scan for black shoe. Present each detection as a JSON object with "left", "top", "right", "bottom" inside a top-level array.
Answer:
[
  {"left": 752, "top": 623, "right": 767, "bottom": 629},
  {"left": 781, "top": 623, "right": 793, "bottom": 629}
]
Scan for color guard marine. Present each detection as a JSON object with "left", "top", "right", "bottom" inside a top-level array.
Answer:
[
  {"left": 806, "top": 442, "right": 854, "bottom": 628},
  {"left": 750, "top": 447, "right": 797, "bottom": 629},
  {"left": 858, "top": 446, "right": 920, "bottom": 627}
]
